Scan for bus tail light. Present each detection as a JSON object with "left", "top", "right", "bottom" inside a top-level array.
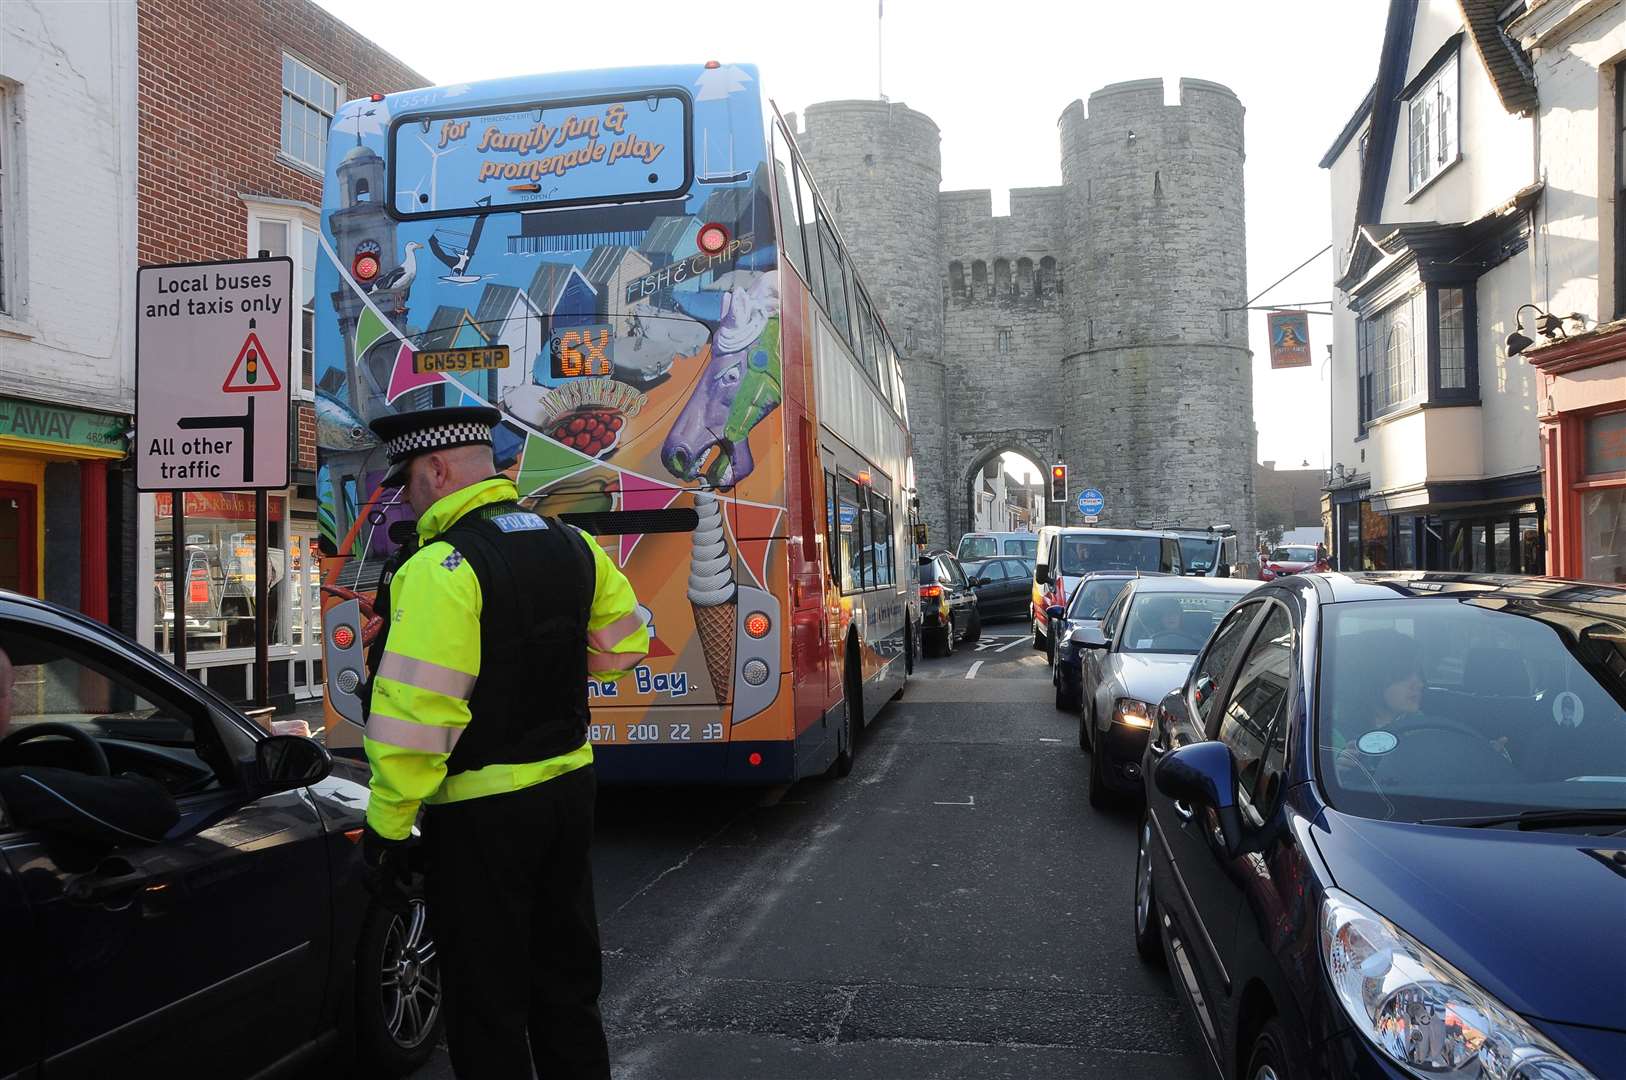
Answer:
[
  {"left": 697, "top": 222, "right": 730, "bottom": 255},
  {"left": 744, "top": 611, "right": 772, "bottom": 638},
  {"left": 331, "top": 624, "right": 355, "bottom": 650},
  {"left": 747, "top": 751, "right": 763, "bottom": 767}
]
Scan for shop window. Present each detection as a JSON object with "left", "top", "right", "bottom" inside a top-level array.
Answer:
[
  {"left": 1361, "top": 503, "right": 1390, "bottom": 570},
  {"left": 1517, "top": 515, "right": 1545, "bottom": 574},
  {"left": 1393, "top": 516, "right": 1417, "bottom": 570},
  {"left": 1582, "top": 489, "right": 1626, "bottom": 583},
  {"left": 1339, "top": 504, "right": 1362, "bottom": 572},
  {"left": 153, "top": 493, "right": 287, "bottom": 654}
]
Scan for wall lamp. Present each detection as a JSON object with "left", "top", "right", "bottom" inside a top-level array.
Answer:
[{"left": 1507, "top": 304, "right": 1589, "bottom": 356}]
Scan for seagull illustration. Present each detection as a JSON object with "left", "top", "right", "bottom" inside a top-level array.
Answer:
[
  {"left": 428, "top": 195, "right": 493, "bottom": 280},
  {"left": 367, "top": 241, "right": 423, "bottom": 294}
]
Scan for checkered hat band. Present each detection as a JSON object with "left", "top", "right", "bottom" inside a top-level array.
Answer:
[{"left": 385, "top": 422, "right": 492, "bottom": 463}]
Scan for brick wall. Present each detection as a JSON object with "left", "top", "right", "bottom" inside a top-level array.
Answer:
[{"left": 137, "top": 0, "right": 424, "bottom": 480}]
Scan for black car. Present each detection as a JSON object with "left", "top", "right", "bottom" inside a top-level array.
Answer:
[
  {"left": 1137, "top": 573, "right": 1625, "bottom": 1079},
  {"left": 962, "top": 557, "right": 1035, "bottom": 621},
  {"left": 1050, "top": 571, "right": 1140, "bottom": 711},
  {"left": 0, "top": 591, "right": 442, "bottom": 1078},
  {"left": 919, "top": 552, "right": 980, "bottom": 656}
]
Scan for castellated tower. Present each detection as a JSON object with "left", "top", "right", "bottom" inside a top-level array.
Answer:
[
  {"left": 798, "top": 79, "right": 1255, "bottom": 552},
  {"left": 791, "top": 102, "right": 948, "bottom": 535},
  {"left": 1059, "top": 79, "right": 1255, "bottom": 548}
]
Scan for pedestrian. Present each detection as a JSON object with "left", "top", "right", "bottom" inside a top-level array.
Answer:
[{"left": 359, "top": 405, "right": 650, "bottom": 1080}]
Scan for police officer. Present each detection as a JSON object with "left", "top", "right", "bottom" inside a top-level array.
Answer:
[{"left": 359, "top": 405, "right": 648, "bottom": 1079}]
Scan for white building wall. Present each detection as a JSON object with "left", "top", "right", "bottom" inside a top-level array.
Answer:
[
  {"left": 1519, "top": 0, "right": 1626, "bottom": 324},
  {"left": 0, "top": 2, "right": 138, "bottom": 412},
  {"left": 1382, "top": 0, "right": 1536, "bottom": 225},
  {"left": 1328, "top": 127, "right": 1367, "bottom": 481}
]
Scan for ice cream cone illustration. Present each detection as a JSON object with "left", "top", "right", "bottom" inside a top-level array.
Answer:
[{"left": 688, "top": 492, "right": 737, "bottom": 700}]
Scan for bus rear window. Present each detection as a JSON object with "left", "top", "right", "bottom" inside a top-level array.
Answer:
[{"left": 390, "top": 91, "right": 693, "bottom": 218}]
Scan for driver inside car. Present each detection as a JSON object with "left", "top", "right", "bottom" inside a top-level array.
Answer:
[
  {"left": 0, "top": 644, "right": 180, "bottom": 847},
  {"left": 1330, "top": 631, "right": 1512, "bottom": 786}
]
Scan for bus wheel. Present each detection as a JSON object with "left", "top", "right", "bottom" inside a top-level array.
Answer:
[{"left": 832, "top": 650, "right": 860, "bottom": 777}]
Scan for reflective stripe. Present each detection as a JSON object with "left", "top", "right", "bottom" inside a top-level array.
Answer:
[
  {"left": 587, "top": 610, "right": 645, "bottom": 652},
  {"left": 366, "top": 711, "right": 463, "bottom": 754},
  {"left": 377, "top": 652, "right": 477, "bottom": 700},
  {"left": 426, "top": 741, "right": 593, "bottom": 805},
  {"left": 589, "top": 647, "right": 647, "bottom": 669}
]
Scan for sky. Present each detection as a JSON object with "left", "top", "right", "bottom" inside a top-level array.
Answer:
[{"left": 314, "top": 0, "right": 1389, "bottom": 476}]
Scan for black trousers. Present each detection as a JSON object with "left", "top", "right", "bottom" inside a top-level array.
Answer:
[{"left": 423, "top": 764, "right": 609, "bottom": 1079}]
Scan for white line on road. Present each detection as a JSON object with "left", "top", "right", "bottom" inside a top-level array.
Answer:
[
  {"left": 996, "top": 635, "right": 1028, "bottom": 653},
  {"left": 1039, "top": 737, "right": 1062, "bottom": 743},
  {"left": 965, "top": 661, "right": 983, "bottom": 679},
  {"left": 933, "top": 795, "right": 975, "bottom": 806}
]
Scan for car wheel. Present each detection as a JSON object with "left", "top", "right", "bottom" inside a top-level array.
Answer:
[
  {"left": 1055, "top": 672, "right": 1077, "bottom": 712},
  {"left": 1088, "top": 733, "right": 1111, "bottom": 809},
  {"left": 1244, "top": 1018, "right": 1298, "bottom": 1080},
  {"left": 1033, "top": 620, "right": 1045, "bottom": 651},
  {"left": 355, "top": 891, "right": 443, "bottom": 1077},
  {"left": 1078, "top": 701, "right": 1090, "bottom": 751},
  {"left": 964, "top": 607, "right": 982, "bottom": 643},
  {"left": 1133, "top": 810, "right": 1164, "bottom": 964}
]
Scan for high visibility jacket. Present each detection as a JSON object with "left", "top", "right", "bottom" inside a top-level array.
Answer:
[{"left": 364, "top": 477, "right": 649, "bottom": 840}]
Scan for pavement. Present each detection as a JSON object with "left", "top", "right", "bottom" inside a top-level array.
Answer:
[{"left": 389, "top": 619, "right": 1204, "bottom": 1079}]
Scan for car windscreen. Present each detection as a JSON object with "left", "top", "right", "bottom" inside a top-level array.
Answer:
[
  {"left": 1068, "top": 578, "right": 1130, "bottom": 620},
  {"left": 958, "top": 536, "right": 997, "bottom": 560},
  {"left": 1003, "top": 538, "right": 1038, "bottom": 558},
  {"left": 1318, "top": 599, "right": 1626, "bottom": 824},
  {"left": 1272, "top": 546, "right": 1316, "bottom": 562},
  {"left": 1057, "top": 534, "right": 1163, "bottom": 575},
  {"left": 1119, "top": 592, "right": 1240, "bottom": 654},
  {"left": 1179, "top": 537, "right": 1220, "bottom": 572}
]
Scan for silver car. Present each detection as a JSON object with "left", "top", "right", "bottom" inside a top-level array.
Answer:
[{"left": 1074, "top": 576, "right": 1257, "bottom": 807}]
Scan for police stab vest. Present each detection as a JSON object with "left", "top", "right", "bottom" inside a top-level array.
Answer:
[{"left": 431, "top": 500, "right": 596, "bottom": 774}]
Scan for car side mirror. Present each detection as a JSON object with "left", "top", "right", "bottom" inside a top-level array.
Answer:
[
  {"left": 1153, "top": 742, "right": 1243, "bottom": 856},
  {"left": 1036, "top": 565, "right": 1050, "bottom": 584},
  {"left": 1215, "top": 563, "right": 1231, "bottom": 578},
  {"left": 976, "top": 576, "right": 992, "bottom": 587},
  {"left": 251, "top": 734, "right": 332, "bottom": 795},
  {"left": 1045, "top": 604, "right": 1065, "bottom": 621},
  {"left": 1075, "top": 626, "right": 1108, "bottom": 649}
]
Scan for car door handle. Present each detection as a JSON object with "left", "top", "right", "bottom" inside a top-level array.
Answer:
[
  {"left": 1172, "top": 799, "right": 1195, "bottom": 821},
  {"left": 66, "top": 857, "right": 155, "bottom": 907}
]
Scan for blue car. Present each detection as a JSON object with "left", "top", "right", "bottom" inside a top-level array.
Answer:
[{"left": 1137, "top": 572, "right": 1625, "bottom": 1079}]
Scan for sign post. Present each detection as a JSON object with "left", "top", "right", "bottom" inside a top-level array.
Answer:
[{"left": 137, "top": 257, "right": 292, "bottom": 705}]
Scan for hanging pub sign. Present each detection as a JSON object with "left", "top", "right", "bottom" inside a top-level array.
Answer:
[{"left": 1267, "top": 310, "right": 1312, "bottom": 369}]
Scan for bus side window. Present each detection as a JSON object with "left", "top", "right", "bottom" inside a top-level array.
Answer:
[
  {"left": 772, "top": 128, "right": 810, "bottom": 283},
  {"left": 825, "top": 470, "right": 838, "bottom": 587},
  {"left": 797, "top": 161, "right": 829, "bottom": 315},
  {"left": 837, "top": 475, "right": 863, "bottom": 594}
]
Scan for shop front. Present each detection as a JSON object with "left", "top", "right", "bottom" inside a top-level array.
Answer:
[
  {"left": 145, "top": 488, "right": 323, "bottom": 705},
  {"left": 1525, "top": 321, "right": 1626, "bottom": 581},
  {"left": 1327, "top": 475, "right": 1545, "bottom": 576},
  {"left": 0, "top": 395, "right": 128, "bottom": 616}
]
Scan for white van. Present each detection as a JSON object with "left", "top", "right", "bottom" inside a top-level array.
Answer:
[
  {"left": 956, "top": 530, "right": 1040, "bottom": 562},
  {"left": 1030, "top": 526, "right": 1184, "bottom": 655}
]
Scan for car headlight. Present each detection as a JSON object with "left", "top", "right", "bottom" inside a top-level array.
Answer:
[
  {"left": 1112, "top": 698, "right": 1154, "bottom": 728},
  {"left": 1320, "top": 889, "right": 1596, "bottom": 1079}
]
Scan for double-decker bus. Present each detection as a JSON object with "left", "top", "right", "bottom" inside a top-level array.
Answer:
[{"left": 314, "top": 64, "right": 918, "bottom": 783}]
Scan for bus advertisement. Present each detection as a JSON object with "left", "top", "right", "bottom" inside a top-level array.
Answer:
[{"left": 314, "top": 64, "right": 919, "bottom": 783}]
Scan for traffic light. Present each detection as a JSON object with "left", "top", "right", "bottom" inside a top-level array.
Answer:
[{"left": 1049, "top": 463, "right": 1068, "bottom": 503}]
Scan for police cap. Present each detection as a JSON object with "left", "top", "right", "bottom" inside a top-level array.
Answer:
[{"left": 369, "top": 405, "right": 502, "bottom": 488}]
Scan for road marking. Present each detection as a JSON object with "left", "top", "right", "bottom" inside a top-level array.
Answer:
[
  {"left": 973, "top": 635, "right": 1018, "bottom": 652},
  {"left": 965, "top": 660, "right": 983, "bottom": 679},
  {"left": 1039, "top": 737, "right": 1062, "bottom": 743},
  {"left": 996, "top": 636, "right": 1028, "bottom": 653},
  {"left": 933, "top": 795, "right": 975, "bottom": 806}
]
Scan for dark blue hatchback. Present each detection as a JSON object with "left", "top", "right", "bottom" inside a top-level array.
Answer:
[{"left": 1135, "top": 572, "right": 1626, "bottom": 1079}]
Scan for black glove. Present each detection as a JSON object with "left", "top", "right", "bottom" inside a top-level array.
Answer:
[{"left": 361, "top": 826, "right": 414, "bottom": 915}]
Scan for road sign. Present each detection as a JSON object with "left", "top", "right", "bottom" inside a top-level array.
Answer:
[
  {"left": 1078, "top": 487, "right": 1105, "bottom": 517},
  {"left": 136, "top": 257, "right": 293, "bottom": 491}
]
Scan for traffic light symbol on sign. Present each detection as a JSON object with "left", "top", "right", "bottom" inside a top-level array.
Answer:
[
  {"left": 1049, "top": 464, "right": 1068, "bottom": 502},
  {"left": 222, "top": 319, "right": 282, "bottom": 393}
]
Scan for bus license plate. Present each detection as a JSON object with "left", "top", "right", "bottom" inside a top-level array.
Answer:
[
  {"left": 588, "top": 721, "right": 727, "bottom": 744},
  {"left": 413, "top": 346, "right": 510, "bottom": 373}
]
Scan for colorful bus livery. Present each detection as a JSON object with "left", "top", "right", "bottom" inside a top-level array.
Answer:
[{"left": 315, "top": 64, "right": 919, "bottom": 784}]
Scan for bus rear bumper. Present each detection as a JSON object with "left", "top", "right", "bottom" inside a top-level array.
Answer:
[{"left": 592, "top": 739, "right": 798, "bottom": 785}]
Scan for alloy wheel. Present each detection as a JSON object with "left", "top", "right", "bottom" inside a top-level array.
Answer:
[{"left": 380, "top": 898, "right": 442, "bottom": 1049}]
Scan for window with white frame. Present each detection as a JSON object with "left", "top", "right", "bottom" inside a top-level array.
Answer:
[
  {"left": 249, "top": 208, "right": 319, "bottom": 395},
  {"left": 0, "top": 82, "right": 15, "bottom": 316},
  {"left": 281, "top": 55, "right": 340, "bottom": 173},
  {"left": 1407, "top": 51, "right": 1458, "bottom": 193}
]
